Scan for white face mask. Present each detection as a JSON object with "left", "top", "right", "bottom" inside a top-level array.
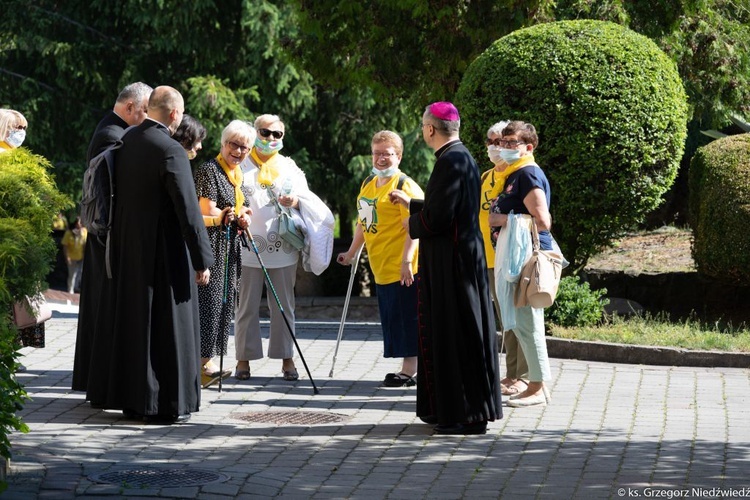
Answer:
[
  {"left": 371, "top": 166, "right": 399, "bottom": 178},
  {"left": 6, "top": 129, "right": 25, "bottom": 148},
  {"left": 487, "top": 145, "right": 503, "bottom": 164}
]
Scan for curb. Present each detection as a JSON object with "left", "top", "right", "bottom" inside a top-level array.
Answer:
[{"left": 545, "top": 336, "right": 750, "bottom": 368}]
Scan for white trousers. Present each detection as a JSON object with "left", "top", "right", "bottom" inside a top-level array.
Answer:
[{"left": 234, "top": 264, "right": 297, "bottom": 361}]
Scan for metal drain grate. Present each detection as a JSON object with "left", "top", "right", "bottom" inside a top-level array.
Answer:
[
  {"left": 89, "top": 468, "right": 229, "bottom": 488},
  {"left": 234, "top": 410, "right": 349, "bottom": 425}
]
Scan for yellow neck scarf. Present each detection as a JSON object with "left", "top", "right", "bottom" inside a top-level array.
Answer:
[
  {"left": 496, "top": 154, "right": 536, "bottom": 190},
  {"left": 216, "top": 154, "right": 245, "bottom": 214},
  {"left": 251, "top": 147, "right": 282, "bottom": 187},
  {"left": 0, "top": 141, "right": 12, "bottom": 151}
]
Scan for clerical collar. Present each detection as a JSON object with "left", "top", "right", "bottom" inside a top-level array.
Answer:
[{"left": 434, "top": 139, "right": 462, "bottom": 159}]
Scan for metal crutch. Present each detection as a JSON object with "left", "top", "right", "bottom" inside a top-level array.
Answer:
[{"left": 329, "top": 245, "right": 364, "bottom": 377}]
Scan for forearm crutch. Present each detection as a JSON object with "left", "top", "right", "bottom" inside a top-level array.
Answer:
[{"left": 329, "top": 245, "right": 363, "bottom": 377}]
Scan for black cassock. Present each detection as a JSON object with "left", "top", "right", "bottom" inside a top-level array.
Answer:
[
  {"left": 72, "top": 111, "right": 128, "bottom": 396},
  {"left": 408, "top": 140, "right": 502, "bottom": 425},
  {"left": 101, "top": 119, "right": 213, "bottom": 416}
]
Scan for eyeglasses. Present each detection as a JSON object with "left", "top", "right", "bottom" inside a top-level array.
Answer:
[
  {"left": 227, "top": 141, "right": 250, "bottom": 154},
  {"left": 486, "top": 138, "right": 502, "bottom": 147},
  {"left": 258, "top": 128, "right": 284, "bottom": 140},
  {"left": 372, "top": 152, "right": 397, "bottom": 158},
  {"left": 498, "top": 139, "right": 526, "bottom": 148},
  {"left": 14, "top": 124, "right": 27, "bottom": 131}
]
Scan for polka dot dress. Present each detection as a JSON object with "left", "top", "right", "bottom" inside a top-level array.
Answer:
[{"left": 194, "top": 158, "right": 250, "bottom": 359}]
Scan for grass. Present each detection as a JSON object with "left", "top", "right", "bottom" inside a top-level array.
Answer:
[{"left": 550, "top": 313, "right": 750, "bottom": 352}]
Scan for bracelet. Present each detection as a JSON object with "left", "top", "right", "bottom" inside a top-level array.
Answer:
[{"left": 402, "top": 260, "right": 412, "bottom": 265}]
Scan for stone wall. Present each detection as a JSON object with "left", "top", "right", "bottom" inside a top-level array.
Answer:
[{"left": 583, "top": 269, "right": 750, "bottom": 325}]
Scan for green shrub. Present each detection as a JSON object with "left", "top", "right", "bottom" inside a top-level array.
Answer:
[
  {"left": 548, "top": 276, "right": 609, "bottom": 327},
  {"left": 688, "top": 133, "right": 750, "bottom": 285},
  {"left": 455, "top": 20, "right": 688, "bottom": 270},
  {"left": 0, "top": 147, "right": 70, "bottom": 487}
]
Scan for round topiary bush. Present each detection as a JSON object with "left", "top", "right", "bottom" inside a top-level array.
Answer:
[
  {"left": 548, "top": 276, "right": 609, "bottom": 327},
  {"left": 689, "top": 133, "right": 750, "bottom": 285},
  {"left": 455, "top": 20, "right": 688, "bottom": 270}
]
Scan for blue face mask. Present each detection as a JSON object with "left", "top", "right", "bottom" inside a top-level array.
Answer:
[
  {"left": 371, "top": 166, "right": 399, "bottom": 178},
  {"left": 255, "top": 137, "right": 283, "bottom": 155},
  {"left": 499, "top": 148, "right": 522, "bottom": 164}
]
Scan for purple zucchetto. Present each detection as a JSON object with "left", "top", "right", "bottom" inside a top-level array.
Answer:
[{"left": 428, "top": 101, "right": 460, "bottom": 121}]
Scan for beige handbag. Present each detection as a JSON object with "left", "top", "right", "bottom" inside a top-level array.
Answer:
[
  {"left": 514, "top": 218, "right": 564, "bottom": 309},
  {"left": 12, "top": 293, "right": 52, "bottom": 329}
]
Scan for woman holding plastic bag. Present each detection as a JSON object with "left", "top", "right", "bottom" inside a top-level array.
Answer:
[{"left": 488, "top": 121, "right": 553, "bottom": 408}]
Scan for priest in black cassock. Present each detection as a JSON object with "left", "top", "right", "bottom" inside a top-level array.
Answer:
[
  {"left": 105, "top": 86, "right": 213, "bottom": 423},
  {"left": 72, "top": 82, "right": 152, "bottom": 400},
  {"left": 390, "top": 102, "right": 501, "bottom": 435}
]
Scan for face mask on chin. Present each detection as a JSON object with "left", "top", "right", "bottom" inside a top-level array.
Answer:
[
  {"left": 371, "top": 166, "right": 399, "bottom": 178},
  {"left": 255, "top": 137, "right": 283, "bottom": 155},
  {"left": 6, "top": 129, "right": 25, "bottom": 148},
  {"left": 187, "top": 149, "right": 197, "bottom": 160}
]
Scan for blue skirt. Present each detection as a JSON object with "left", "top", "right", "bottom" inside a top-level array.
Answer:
[{"left": 376, "top": 279, "right": 419, "bottom": 358}]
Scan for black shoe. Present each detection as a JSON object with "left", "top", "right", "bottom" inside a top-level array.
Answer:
[
  {"left": 434, "top": 421, "right": 487, "bottom": 435},
  {"left": 122, "top": 409, "right": 144, "bottom": 420},
  {"left": 16, "top": 364, "right": 27, "bottom": 373},
  {"left": 144, "top": 413, "right": 190, "bottom": 424},
  {"left": 419, "top": 415, "right": 438, "bottom": 424},
  {"left": 382, "top": 373, "right": 416, "bottom": 387}
]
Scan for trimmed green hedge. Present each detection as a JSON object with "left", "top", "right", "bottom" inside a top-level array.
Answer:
[
  {"left": 456, "top": 20, "right": 688, "bottom": 270},
  {"left": 689, "top": 133, "right": 750, "bottom": 284}
]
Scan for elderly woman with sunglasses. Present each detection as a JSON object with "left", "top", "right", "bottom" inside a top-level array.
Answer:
[
  {"left": 488, "top": 120, "right": 553, "bottom": 408},
  {"left": 0, "top": 108, "right": 28, "bottom": 152},
  {"left": 234, "top": 114, "right": 308, "bottom": 381},
  {"left": 193, "top": 120, "right": 254, "bottom": 388}
]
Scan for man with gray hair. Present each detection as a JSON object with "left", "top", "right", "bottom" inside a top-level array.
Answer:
[
  {"left": 73, "top": 82, "right": 153, "bottom": 400},
  {"left": 390, "top": 102, "right": 501, "bottom": 435}
]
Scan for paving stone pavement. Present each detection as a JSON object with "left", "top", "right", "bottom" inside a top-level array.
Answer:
[{"left": 4, "top": 308, "right": 750, "bottom": 499}]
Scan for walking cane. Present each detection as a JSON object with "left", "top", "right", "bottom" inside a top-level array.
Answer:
[
  {"left": 217, "top": 223, "right": 231, "bottom": 392},
  {"left": 329, "top": 245, "right": 363, "bottom": 377},
  {"left": 240, "top": 228, "right": 319, "bottom": 395}
]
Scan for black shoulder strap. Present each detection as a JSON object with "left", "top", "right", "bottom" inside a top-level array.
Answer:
[
  {"left": 361, "top": 173, "right": 411, "bottom": 190},
  {"left": 361, "top": 174, "right": 376, "bottom": 190},
  {"left": 397, "top": 173, "right": 410, "bottom": 190},
  {"left": 481, "top": 169, "right": 492, "bottom": 183}
]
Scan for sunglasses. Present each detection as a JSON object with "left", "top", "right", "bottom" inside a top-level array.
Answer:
[{"left": 258, "top": 128, "right": 284, "bottom": 140}]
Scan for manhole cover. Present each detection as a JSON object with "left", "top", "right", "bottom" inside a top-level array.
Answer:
[
  {"left": 234, "top": 410, "right": 349, "bottom": 425},
  {"left": 89, "top": 468, "right": 229, "bottom": 487}
]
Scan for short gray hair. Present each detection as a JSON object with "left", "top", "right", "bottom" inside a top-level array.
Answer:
[
  {"left": 221, "top": 120, "right": 256, "bottom": 146},
  {"left": 253, "top": 114, "right": 284, "bottom": 130},
  {"left": 487, "top": 120, "right": 510, "bottom": 138},
  {"left": 116, "top": 82, "right": 153, "bottom": 105}
]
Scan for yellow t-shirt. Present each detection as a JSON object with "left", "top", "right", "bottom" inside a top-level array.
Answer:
[
  {"left": 358, "top": 173, "right": 424, "bottom": 285},
  {"left": 61, "top": 228, "right": 88, "bottom": 261},
  {"left": 480, "top": 167, "right": 505, "bottom": 268}
]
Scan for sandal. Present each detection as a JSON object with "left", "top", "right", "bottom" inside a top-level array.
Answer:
[
  {"left": 382, "top": 373, "right": 416, "bottom": 387},
  {"left": 282, "top": 368, "right": 299, "bottom": 381},
  {"left": 501, "top": 384, "right": 521, "bottom": 396},
  {"left": 234, "top": 369, "right": 251, "bottom": 380}
]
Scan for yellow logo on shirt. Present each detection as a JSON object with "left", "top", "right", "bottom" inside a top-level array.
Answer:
[{"left": 358, "top": 197, "right": 378, "bottom": 233}]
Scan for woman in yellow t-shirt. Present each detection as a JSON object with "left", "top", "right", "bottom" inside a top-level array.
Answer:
[
  {"left": 337, "top": 131, "right": 424, "bottom": 387},
  {"left": 481, "top": 121, "right": 529, "bottom": 397},
  {"left": 61, "top": 217, "right": 88, "bottom": 293}
]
